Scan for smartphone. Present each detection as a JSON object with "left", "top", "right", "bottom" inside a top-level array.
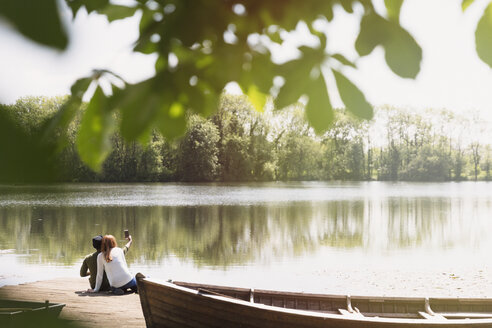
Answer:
[{"left": 124, "top": 229, "right": 129, "bottom": 239}]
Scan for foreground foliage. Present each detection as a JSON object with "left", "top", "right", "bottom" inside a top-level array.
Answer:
[
  {"left": 1, "top": 1, "right": 491, "bottom": 178},
  {"left": 1, "top": 0, "right": 419, "bottom": 175}
]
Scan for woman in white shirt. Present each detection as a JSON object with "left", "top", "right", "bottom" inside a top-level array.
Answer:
[{"left": 88, "top": 234, "right": 137, "bottom": 295}]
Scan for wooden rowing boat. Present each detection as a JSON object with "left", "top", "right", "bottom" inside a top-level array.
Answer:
[
  {"left": 135, "top": 273, "right": 492, "bottom": 327},
  {"left": 0, "top": 299, "right": 65, "bottom": 328}
]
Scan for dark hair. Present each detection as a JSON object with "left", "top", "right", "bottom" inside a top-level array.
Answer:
[{"left": 92, "top": 235, "right": 103, "bottom": 251}]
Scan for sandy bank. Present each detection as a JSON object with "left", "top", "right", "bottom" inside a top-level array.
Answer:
[{"left": 0, "top": 277, "right": 145, "bottom": 327}]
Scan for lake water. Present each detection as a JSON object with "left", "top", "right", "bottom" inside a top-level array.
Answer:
[{"left": 1, "top": 181, "right": 492, "bottom": 296}]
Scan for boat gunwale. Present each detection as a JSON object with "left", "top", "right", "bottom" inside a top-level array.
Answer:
[
  {"left": 141, "top": 277, "right": 492, "bottom": 325},
  {"left": 0, "top": 299, "right": 65, "bottom": 316}
]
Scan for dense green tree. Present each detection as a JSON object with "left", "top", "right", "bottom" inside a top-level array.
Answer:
[
  {"left": 470, "top": 142, "right": 481, "bottom": 181},
  {"left": 248, "top": 114, "right": 275, "bottom": 181},
  {"left": 212, "top": 95, "right": 254, "bottom": 181},
  {"left": 482, "top": 145, "right": 492, "bottom": 181},
  {"left": 453, "top": 146, "right": 466, "bottom": 181},
  {"left": 160, "top": 138, "right": 178, "bottom": 181},
  {"left": 3, "top": 94, "right": 492, "bottom": 183},
  {"left": 177, "top": 115, "right": 220, "bottom": 182},
  {"left": 400, "top": 145, "right": 451, "bottom": 181},
  {"left": 277, "top": 132, "right": 322, "bottom": 180}
]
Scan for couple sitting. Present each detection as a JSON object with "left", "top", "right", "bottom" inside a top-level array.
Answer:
[{"left": 80, "top": 234, "right": 137, "bottom": 295}]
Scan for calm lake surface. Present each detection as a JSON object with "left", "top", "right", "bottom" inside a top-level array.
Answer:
[{"left": 2, "top": 181, "right": 492, "bottom": 296}]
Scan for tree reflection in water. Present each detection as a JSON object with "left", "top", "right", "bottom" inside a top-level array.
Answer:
[{"left": 1, "top": 194, "right": 489, "bottom": 267}]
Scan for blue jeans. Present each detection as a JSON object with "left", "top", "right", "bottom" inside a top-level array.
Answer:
[{"left": 112, "top": 277, "right": 137, "bottom": 293}]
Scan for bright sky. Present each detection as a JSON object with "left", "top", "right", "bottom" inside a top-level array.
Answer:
[{"left": 1, "top": 0, "right": 492, "bottom": 119}]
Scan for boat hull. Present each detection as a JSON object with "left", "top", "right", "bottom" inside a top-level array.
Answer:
[{"left": 136, "top": 274, "right": 492, "bottom": 328}]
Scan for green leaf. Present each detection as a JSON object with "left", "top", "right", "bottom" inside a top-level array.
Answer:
[
  {"left": 331, "top": 53, "right": 356, "bottom": 68},
  {"left": 340, "top": 1, "right": 354, "bottom": 13},
  {"left": 476, "top": 2, "right": 492, "bottom": 68},
  {"left": 462, "top": 0, "right": 475, "bottom": 12},
  {"left": 186, "top": 82, "right": 218, "bottom": 117},
  {"left": 115, "top": 79, "right": 161, "bottom": 141},
  {"left": 267, "top": 30, "right": 282, "bottom": 44},
  {"left": 305, "top": 75, "right": 334, "bottom": 133},
  {"left": 385, "top": 0, "right": 404, "bottom": 21},
  {"left": 356, "top": 13, "right": 421, "bottom": 78},
  {"left": 76, "top": 86, "right": 116, "bottom": 171},
  {"left": 355, "top": 13, "right": 388, "bottom": 56},
  {"left": 66, "top": 0, "right": 110, "bottom": 16},
  {"left": 384, "top": 22, "right": 422, "bottom": 78},
  {"left": 42, "top": 77, "right": 92, "bottom": 146},
  {"left": 246, "top": 85, "right": 268, "bottom": 112},
  {"left": 156, "top": 101, "right": 187, "bottom": 139},
  {"left": 275, "top": 59, "right": 311, "bottom": 109},
  {"left": 333, "top": 70, "right": 373, "bottom": 120},
  {"left": 324, "top": 5, "right": 334, "bottom": 21},
  {"left": 41, "top": 97, "right": 81, "bottom": 152},
  {"left": 98, "top": 5, "right": 137, "bottom": 22},
  {"left": 250, "top": 53, "right": 275, "bottom": 94},
  {"left": 71, "top": 77, "right": 92, "bottom": 98},
  {"left": 0, "top": 0, "right": 68, "bottom": 49}
]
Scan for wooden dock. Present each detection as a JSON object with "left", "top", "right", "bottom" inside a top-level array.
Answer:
[{"left": 0, "top": 277, "right": 145, "bottom": 327}]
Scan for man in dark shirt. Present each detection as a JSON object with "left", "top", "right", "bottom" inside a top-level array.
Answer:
[{"left": 80, "top": 235, "right": 130, "bottom": 291}]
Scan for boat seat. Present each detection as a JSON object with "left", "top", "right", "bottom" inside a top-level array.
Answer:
[
  {"left": 339, "top": 309, "right": 364, "bottom": 317},
  {"left": 419, "top": 311, "right": 447, "bottom": 321}
]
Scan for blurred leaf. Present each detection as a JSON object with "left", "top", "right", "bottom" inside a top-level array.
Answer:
[
  {"left": 355, "top": 13, "right": 388, "bottom": 56},
  {"left": 340, "top": 0, "right": 354, "bottom": 13},
  {"left": 356, "top": 13, "right": 421, "bottom": 78},
  {"left": 76, "top": 86, "right": 116, "bottom": 171},
  {"left": 98, "top": 4, "right": 137, "bottom": 22},
  {"left": 462, "top": 0, "right": 475, "bottom": 12},
  {"left": 42, "top": 97, "right": 80, "bottom": 150},
  {"left": 275, "top": 59, "right": 311, "bottom": 109},
  {"left": 305, "top": 75, "right": 334, "bottom": 133},
  {"left": 246, "top": 85, "right": 267, "bottom": 112},
  {"left": 66, "top": 0, "right": 109, "bottom": 16},
  {"left": 187, "top": 82, "right": 218, "bottom": 117},
  {"left": 308, "top": 27, "right": 327, "bottom": 50},
  {"left": 476, "top": 2, "right": 492, "bottom": 68},
  {"left": 42, "top": 77, "right": 92, "bottom": 148},
  {"left": 0, "top": 0, "right": 67, "bottom": 49},
  {"left": 333, "top": 70, "right": 373, "bottom": 120},
  {"left": 134, "top": 9, "right": 161, "bottom": 54},
  {"left": 71, "top": 77, "right": 92, "bottom": 98},
  {"left": 115, "top": 79, "right": 161, "bottom": 141},
  {"left": 267, "top": 30, "right": 282, "bottom": 44},
  {"left": 384, "top": 22, "right": 422, "bottom": 78},
  {"left": 155, "top": 101, "right": 187, "bottom": 139},
  {"left": 331, "top": 53, "right": 356, "bottom": 68},
  {"left": 155, "top": 56, "right": 167, "bottom": 71},
  {"left": 324, "top": 5, "right": 334, "bottom": 21},
  {"left": 250, "top": 53, "right": 275, "bottom": 94},
  {"left": 385, "top": 0, "right": 404, "bottom": 21}
]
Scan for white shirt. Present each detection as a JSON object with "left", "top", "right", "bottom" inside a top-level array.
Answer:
[{"left": 94, "top": 247, "right": 133, "bottom": 292}]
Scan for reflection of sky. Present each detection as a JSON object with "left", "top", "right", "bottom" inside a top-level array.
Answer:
[
  {"left": 0, "top": 253, "right": 77, "bottom": 286},
  {"left": 0, "top": 181, "right": 491, "bottom": 207},
  {"left": 3, "top": 247, "right": 492, "bottom": 297}
]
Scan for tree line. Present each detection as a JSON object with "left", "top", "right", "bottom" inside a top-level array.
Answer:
[{"left": 1, "top": 95, "right": 491, "bottom": 183}]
